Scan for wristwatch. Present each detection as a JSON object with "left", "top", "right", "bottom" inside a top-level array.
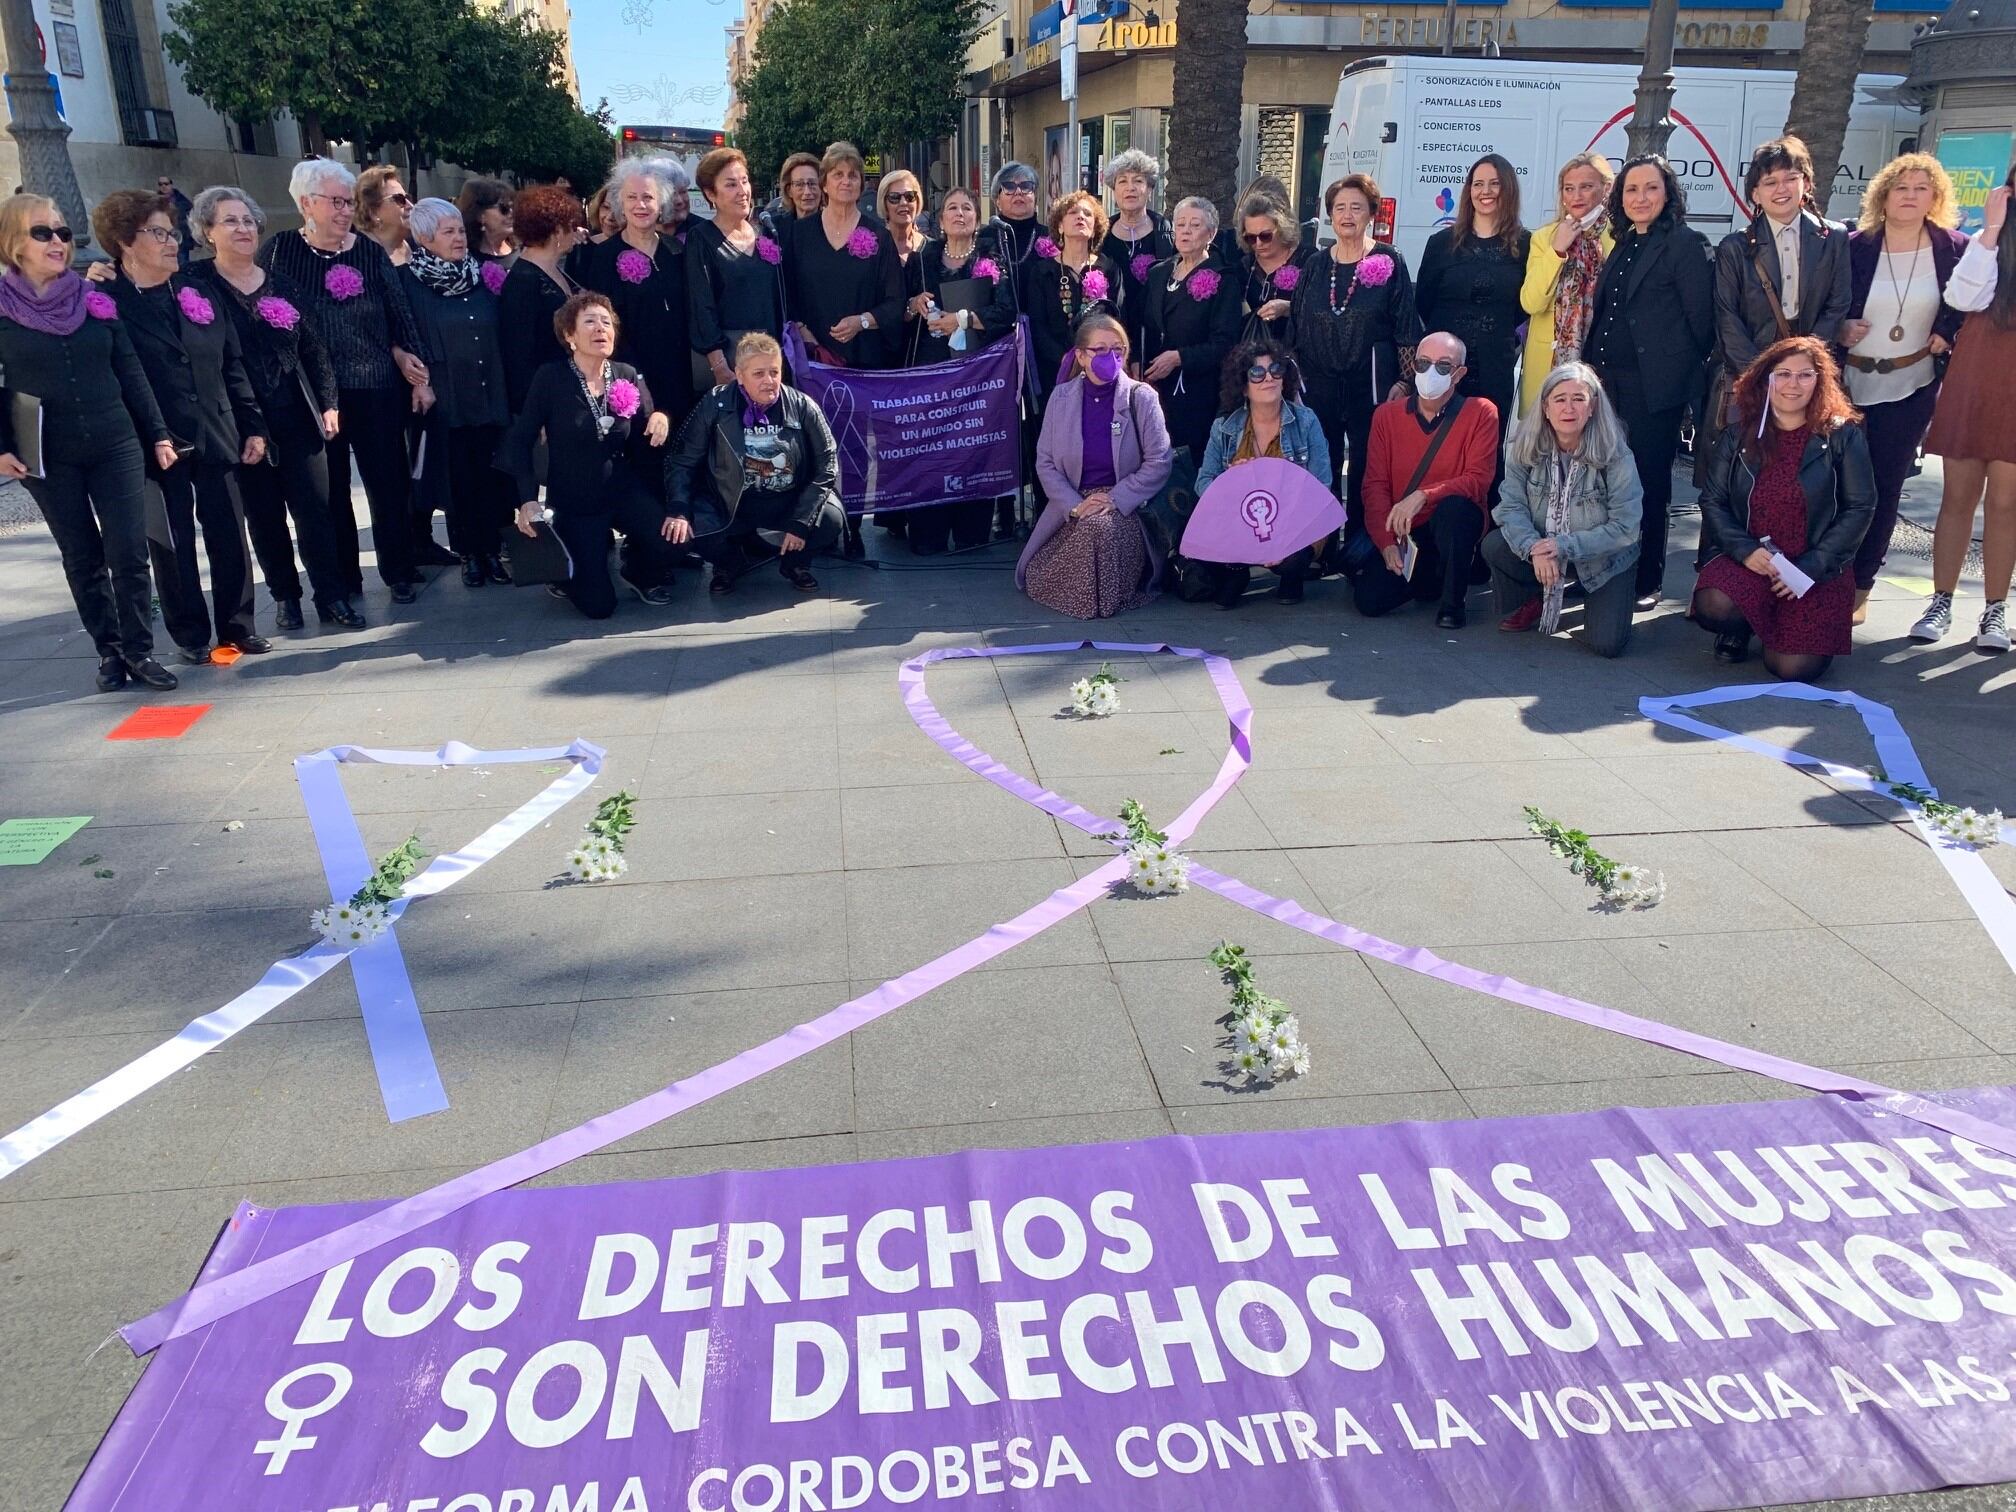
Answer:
[{"left": 860, "top": 312, "right": 877, "bottom": 331}]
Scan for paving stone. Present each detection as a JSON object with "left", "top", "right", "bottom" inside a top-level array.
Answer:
[{"left": 843, "top": 857, "right": 1104, "bottom": 980}]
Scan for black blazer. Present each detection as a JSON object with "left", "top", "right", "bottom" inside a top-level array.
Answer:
[
  {"left": 1698, "top": 418, "right": 1876, "bottom": 583},
  {"left": 186, "top": 263, "right": 337, "bottom": 435},
  {"left": 398, "top": 268, "right": 509, "bottom": 431},
  {"left": 1003, "top": 248, "right": 1124, "bottom": 399},
  {"left": 663, "top": 382, "right": 839, "bottom": 536},
  {"left": 1590, "top": 223, "right": 1714, "bottom": 414},
  {"left": 1846, "top": 226, "right": 1970, "bottom": 347},
  {"left": 500, "top": 358, "right": 659, "bottom": 516},
  {"left": 1712, "top": 211, "right": 1852, "bottom": 375},
  {"left": 108, "top": 271, "right": 265, "bottom": 467}
]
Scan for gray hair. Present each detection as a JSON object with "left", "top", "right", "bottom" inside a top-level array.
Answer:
[
  {"left": 1171, "top": 194, "right": 1219, "bottom": 236},
  {"left": 604, "top": 157, "right": 680, "bottom": 207},
  {"left": 991, "top": 161, "right": 1035, "bottom": 197},
  {"left": 1508, "top": 362, "right": 1628, "bottom": 470},
  {"left": 408, "top": 196, "right": 460, "bottom": 243},
  {"left": 1101, "top": 150, "right": 1161, "bottom": 190},
  {"left": 289, "top": 156, "right": 354, "bottom": 207},
  {"left": 189, "top": 185, "right": 263, "bottom": 244}
]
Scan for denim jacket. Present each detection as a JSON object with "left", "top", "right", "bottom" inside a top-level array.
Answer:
[
  {"left": 1495, "top": 444, "right": 1643, "bottom": 593},
  {"left": 1195, "top": 399, "right": 1332, "bottom": 497}
]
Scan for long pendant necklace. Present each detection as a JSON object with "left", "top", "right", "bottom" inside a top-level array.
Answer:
[
  {"left": 1327, "top": 252, "right": 1364, "bottom": 316},
  {"left": 1882, "top": 234, "right": 1925, "bottom": 344}
]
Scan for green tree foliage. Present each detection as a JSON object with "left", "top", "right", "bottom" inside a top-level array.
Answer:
[
  {"left": 167, "top": 0, "right": 613, "bottom": 184},
  {"left": 737, "top": 0, "right": 982, "bottom": 188}
]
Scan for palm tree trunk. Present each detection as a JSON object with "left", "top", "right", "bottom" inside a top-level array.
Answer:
[
  {"left": 1785, "top": 0, "right": 1872, "bottom": 203},
  {"left": 1166, "top": 0, "right": 1249, "bottom": 215}
]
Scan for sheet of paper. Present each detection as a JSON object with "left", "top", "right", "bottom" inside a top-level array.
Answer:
[
  {"left": 107, "top": 704, "right": 211, "bottom": 741},
  {"left": 0, "top": 816, "right": 91, "bottom": 865},
  {"left": 1399, "top": 536, "right": 1419, "bottom": 582},
  {"left": 1770, "top": 551, "right": 1815, "bottom": 599}
]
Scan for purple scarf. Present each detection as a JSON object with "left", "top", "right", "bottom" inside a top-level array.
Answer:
[
  {"left": 739, "top": 385, "right": 774, "bottom": 429},
  {"left": 0, "top": 269, "right": 89, "bottom": 336}
]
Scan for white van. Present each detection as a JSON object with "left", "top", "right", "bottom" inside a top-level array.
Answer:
[{"left": 1317, "top": 56, "right": 1921, "bottom": 265}]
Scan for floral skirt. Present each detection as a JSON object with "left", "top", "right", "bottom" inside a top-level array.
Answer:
[
  {"left": 1696, "top": 554, "right": 1855, "bottom": 657},
  {"left": 1024, "top": 511, "right": 1155, "bottom": 620}
]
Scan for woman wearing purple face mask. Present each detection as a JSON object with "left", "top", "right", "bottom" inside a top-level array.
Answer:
[{"left": 1018, "top": 313, "right": 1174, "bottom": 617}]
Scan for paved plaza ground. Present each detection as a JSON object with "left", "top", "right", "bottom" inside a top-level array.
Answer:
[{"left": 1, "top": 470, "right": 2013, "bottom": 1511}]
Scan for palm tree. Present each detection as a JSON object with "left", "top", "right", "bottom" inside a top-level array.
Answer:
[
  {"left": 1785, "top": 0, "right": 1874, "bottom": 204},
  {"left": 1165, "top": 0, "right": 1249, "bottom": 214}
]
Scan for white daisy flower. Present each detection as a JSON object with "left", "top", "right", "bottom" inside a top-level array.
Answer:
[
  {"left": 1265, "top": 1017, "right": 1301, "bottom": 1054},
  {"left": 1236, "top": 1018, "right": 1269, "bottom": 1053},
  {"left": 597, "top": 853, "right": 629, "bottom": 879},
  {"left": 1272, "top": 1042, "right": 1311, "bottom": 1079},
  {"left": 1233, "top": 1048, "right": 1269, "bottom": 1078}
]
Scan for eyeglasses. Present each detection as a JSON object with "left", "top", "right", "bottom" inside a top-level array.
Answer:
[
  {"left": 309, "top": 193, "right": 355, "bottom": 210},
  {"left": 886, "top": 191, "right": 920, "bottom": 204},
  {"left": 1412, "top": 357, "right": 1459, "bottom": 376},
  {"left": 27, "top": 224, "right": 74, "bottom": 244},
  {"left": 1242, "top": 229, "right": 1275, "bottom": 245},
  {"left": 1246, "top": 362, "right": 1286, "bottom": 382},
  {"left": 1083, "top": 344, "right": 1126, "bottom": 357},
  {"left": 215, "top": 216, "right": 260, "bottom": 232},
  {"left": 1768, "top": 369, "right": 1818, "bottom": 384},
  {"left": 137, "top": 225, "right": 178, "bottom": 244},
  {"left": 1000, "top": 180, "right": 1037, "bottom": 195}
]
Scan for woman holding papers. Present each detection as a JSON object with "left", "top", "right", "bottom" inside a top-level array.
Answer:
[
  {"left": 903, "top": 187, "right": 1001, "bottom": 556},
  {"left": 0, "top": 194, "right": 178, "bottom": 692},
  {"left": 1692, "top": 335, "right": 1874, "bottom": 681}
]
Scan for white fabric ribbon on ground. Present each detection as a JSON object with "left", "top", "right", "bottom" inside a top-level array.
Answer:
[{"left": 0, "top": 739, "right": 605, "bottom": 1180}]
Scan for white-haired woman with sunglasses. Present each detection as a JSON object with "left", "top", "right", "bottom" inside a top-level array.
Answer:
[
  {"left": 1484, "top": 362, "right": 1642, "bottom": 657},
  {"left": 0, "top": 193, "right": 179, "bottom": 692}
]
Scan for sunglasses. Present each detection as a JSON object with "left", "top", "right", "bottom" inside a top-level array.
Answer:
[
  {"left": 1242, "top": 229, "right": 1275, "bottom": 245},
  {"left": 388, "top": 192, "right": 412, "bottom": 207},
  {"left": 1000, "top": 181, "right": 1037, "bottom": 194},
  {"left": 1246, "top": 362, "right": 1286, "bottom": 382},
  {"left": 886, "top": 191, "right": 920, "bottom": 204},
  {"left": 1412, "top": 357, "right": 1459, "bottom": 376},
  {"left": 27, "top": 224, "right": 75, "bottom": 244}
]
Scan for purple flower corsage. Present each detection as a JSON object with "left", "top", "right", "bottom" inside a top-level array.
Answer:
[
  {"left": 607, "top": 378, "right": 641, "bottom": 419},
  {"left": 1273, "top": 263, "right": 1300, "bottom": 291},
  {"left": 176, "top": 287, "right": 215, "bottom": 326},
  {"left": 846, "top": 226, "right": 878, "bottom": 259},
  {"left": 973, "top": 256, "right": 1001, "bottom": 282},
  {"left": 325, "top": 264, "right": 364, "bottom": 301},
  {"left": 616, "top": 248, "right": 652, "bottom": 284},
  {"left": 255, "top": 295, "right": 300, "bottom": 330},
  {"left": 481, "top": 260, "right": 508, "bottom": 295},
  {"left": 1080, "top": 268, "right": 1109, "bottom": 302},
  {"left": 1358, "top": 253, "right": 1395, "bottom": 287},
  {"left": 1188, "top": 268, "right": 1222, "bottom": 302},
  {"left": 757, "top": 236, "right": 782, "bottom": 266},
  {"left": 1130, "top": 252, "right": 1154, "bottom": 282},
  {"left": 84, "top": 290, "right": 117, "bottom": 321},
  {"left": 1034, "top": 236, "right": 1060, "bottom": 260}
]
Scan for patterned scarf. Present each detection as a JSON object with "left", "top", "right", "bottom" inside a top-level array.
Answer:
[
  {"left": 1550, "top": 217, "right": 1606, "bottom": 370},
  {"left": 1538, "top": 451, "right": 1584, "bottom": 635},
  {"left": 408, "top": 245, "right": 478, "bottom": 298}
]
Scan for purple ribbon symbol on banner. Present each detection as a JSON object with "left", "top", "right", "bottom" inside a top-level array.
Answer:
[{"left": 118, "top": 647, "right": 2016, "bottom": 1357}]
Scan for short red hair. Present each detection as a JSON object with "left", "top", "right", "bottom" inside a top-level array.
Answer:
[
  {"left": 1731, "top": 335, "right": 1861, "bottom": 461},
  {"left": 512, "top": 185, "right": 582, "bottom": 249}
]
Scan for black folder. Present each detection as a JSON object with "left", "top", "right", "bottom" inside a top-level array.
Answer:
[
  {"left": 8, "top": 392, "right": 43, "bottom": 478},
  {"left": 936, "top": 278, "right": 991, "bottom": 320},
  {"left": 504, "top": 517, "right": 574, "bottom": 586}
]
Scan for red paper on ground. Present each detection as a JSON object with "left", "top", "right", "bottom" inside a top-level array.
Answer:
[{"left": 106, "top": 704, "right": 211, "bottom": 741}]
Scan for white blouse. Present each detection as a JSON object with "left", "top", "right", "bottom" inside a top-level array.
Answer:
[
  {"left": 1847, "top": 247, "right": 1943, "bottom": 406},
  {"left": 1945, "top": 234, "right": 2001, "bottom": 314}
]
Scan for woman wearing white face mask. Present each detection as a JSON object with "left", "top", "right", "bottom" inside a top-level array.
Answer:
[
  {"left": 1019, "top": 314, "right": 1173, "bottom": 617},
  {"left": 1140, "top": 196, "right": 1244, "bottom": 466}
]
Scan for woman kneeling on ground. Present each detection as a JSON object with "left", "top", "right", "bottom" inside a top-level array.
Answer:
[
  {"left": 664, "top": 331, "right": 846, "bottom": 597},
  {"left": 1691, "top": 335, "right": 1875, "bottom": 680},
  {"left": 1018, "top": 312, "right": 1173, "bottom": 618},
  {"left": 1187, "top": 336, "right": 1331, "bottom": 607},
  {"left": 1484, "top": 362, "right": 1642, "bottom": 657}
]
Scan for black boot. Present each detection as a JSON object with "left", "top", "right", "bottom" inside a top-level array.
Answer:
[
  {"left": 274, "top": 597, "right": 304, "bottom": 631},
  {"left": 842, "top": 519, "right": 866, "bottom": 559},
  {"left": 460, "top": 556, "right": 485, "bottom": 587}
]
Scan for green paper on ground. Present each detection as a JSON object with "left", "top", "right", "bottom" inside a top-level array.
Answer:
[
  {"left": 1882, "top": 575, "right": 1936, "bottom": 595},
  {"left": 0, "top": 816, "right": 93, "bottom": 865}
]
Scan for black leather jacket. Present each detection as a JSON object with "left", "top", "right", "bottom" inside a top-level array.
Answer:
[
  {"left": 1698, "top": 418, "right": 1876, "bottom": 584},
  {"left": 663, "top": 382, "right": 839, "bottom": 536}
]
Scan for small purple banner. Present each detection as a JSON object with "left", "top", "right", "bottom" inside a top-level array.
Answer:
[
  {"left": 69, "top": 1089, "right": 2016, "bottom": 1512},
  {"left": 787, "top": 329, "right": 1024, "bottom": 513}
]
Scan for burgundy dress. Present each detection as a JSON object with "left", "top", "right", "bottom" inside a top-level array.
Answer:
[
  {"left": 1023, "top": 379, "right": 1154, "bottom": 619},
  {"left": 1696, "top": 424, "right": 1856, "bottom": 656}
]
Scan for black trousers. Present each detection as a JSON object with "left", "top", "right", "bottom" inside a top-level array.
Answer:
[
  {"left": 240, "top": 405, "right": 348, "bottom": 609},
  {"left": 1352, "top": 496, "right": 1485, "bottom": 617},
  {"left": 1852, "top": 378, "right": 1941, "bottom": 590},
  {"left": 906, "top": 498, "right": 994, "bottom": 553},
  {"left": 1199, "top": 547, "right": 1317, "bottom": 604},
  {"left": 147, "top": 457, "right": 256, "bottom": 649},
  {"left": 441, "top": 424, "right": 514, "bottom": 559},
  {"left": 694, "top": 491, "right": 846, "bottom": 568},
  {"left": 1304, "top": 366, "right": 1380, "bottom": 538},
  {"left": 1595, "top": 361, "right": 1684, "bottom": 598},
  {"left": 26, "top": 435, "right": 154, "bottom": 662},
  {"left": 1481, "top": 530, "right": 1635, "bottom": 658},
  {"left": 549, "top": 489, "right": 678, "bottom": 620},
  {"left": 327, "top": 385, "right": 417, "bottom": 592}
]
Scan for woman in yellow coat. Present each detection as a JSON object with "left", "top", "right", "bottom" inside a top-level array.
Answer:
[{"left": 1519, "top": 152, "right": 1616, "bottom": 415}]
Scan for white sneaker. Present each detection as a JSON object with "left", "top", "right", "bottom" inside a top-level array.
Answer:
[
  {"left": 1910, "top": 592, "right": 1954, "bottom": 643},
  {"left": 1978, "top": 601, "right": 2011, "bottom": 654}
]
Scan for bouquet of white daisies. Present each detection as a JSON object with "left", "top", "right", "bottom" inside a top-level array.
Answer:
[
  {"left": 1884, "top": 779, "right": 2004, "bottom": 850},
  {"left": 1524, "top": 807, "right": 1665, "bottom": 908},
  {"left": 1070, "top": 662, "right": 1123, "bottom": 718},
  {"left": 567, "top": 790, "right": 637, "bottom": 882},
  {"left": 311, "top": 834, "right": 425, "bottom": 948},
  {"left": 1210, "top": 943, "right": 1311, "bottom": 1083},
  {"left": 1104, "top": 798, "right": 1191, "bottom": 895}
]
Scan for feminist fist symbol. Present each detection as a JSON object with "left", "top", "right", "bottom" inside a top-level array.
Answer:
[{"left": 1240, "top": 488, "right": 1278, "bottom": 542}]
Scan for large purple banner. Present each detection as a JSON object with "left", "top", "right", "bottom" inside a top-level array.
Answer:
[
  {"left": 786, "top": 330, "right": 1024, "bottom": 513},
  {"left": 70, "top": 1089, "right": 2016, "bottom": 1512}
]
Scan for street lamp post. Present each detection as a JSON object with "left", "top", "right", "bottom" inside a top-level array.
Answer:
[
  {"left": 1625, "top": 0, "right": 1680, "bottom": 159},
  {"left": 1, "top": 0, "right": 90, "bottom": 245}
]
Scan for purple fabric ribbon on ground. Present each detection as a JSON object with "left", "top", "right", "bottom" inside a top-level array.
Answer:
[{"left": 118, "top": 647, "right": 2016, "bottom": 1356}]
